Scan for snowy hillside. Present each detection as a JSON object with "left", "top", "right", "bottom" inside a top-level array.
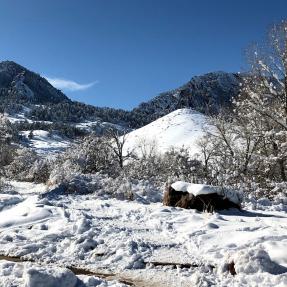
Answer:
[{"left": 124, "top": 108, "right": 210, "bottom": 157}]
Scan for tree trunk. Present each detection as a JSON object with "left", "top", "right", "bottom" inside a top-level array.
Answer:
[
  {"left": 278, "top": 158, "right": 287, "bottom": 182},
  {"left": 284, "top": 75, "right": 287, "bottom": 125},
  {"left": 272, "top": 141, "right": 287, "bottom": 181}
]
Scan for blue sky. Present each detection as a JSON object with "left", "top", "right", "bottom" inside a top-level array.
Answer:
[{"left": 0, "top": 0, "right": 286, "bottom": 110}]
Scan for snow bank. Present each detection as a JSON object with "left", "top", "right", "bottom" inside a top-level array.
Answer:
[
  {"left": 232, "top": 248, "right": 287, "bottom": 275},
  {"left": 0, "top": 261, "right": 128, "bottom": 287},
  {"left": 0, "top": 194, "right": 23, "bottom": 211},
  {"left": 171, "top": 181, "right": 242, "bottom": 204},
  {"left": 24, "top": 266, "right": 77, "bottom": 287},
  {"left": 0, "top": 196, "right": 55, "bottom": 229}
]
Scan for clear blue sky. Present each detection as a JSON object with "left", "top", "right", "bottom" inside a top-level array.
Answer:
[{"left": 0, "top": 0, "right": 286, "bottom": 110}]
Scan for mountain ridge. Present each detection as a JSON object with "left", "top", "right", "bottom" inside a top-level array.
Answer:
[
  {"left": 0, "top": 61, "right": 242, "bottom": 128},
  {"left": 131, "top": 71, "right": 242, "bottom": 127}
]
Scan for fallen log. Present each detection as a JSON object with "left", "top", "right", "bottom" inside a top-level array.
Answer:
[{"left": 144, "top": 260, "right": 215, "bottom": 270}]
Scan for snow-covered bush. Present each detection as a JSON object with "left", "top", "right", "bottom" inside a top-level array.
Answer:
[
  {"left": 0, "top": 114, "right": 18, "bottom": 144},
  {"left": 0, "top": 177, "right": 9, "bottom": 192},
  {"left": 125, "top": 146, "right": 203, "bottom": 185},
  {"left": 29, "top": 158, "right": 52, "bottom": 183},
  {"left": 48, "top": 169, "right": 162, "bottom": 201},
  {"left": 5, "top": 148, "right": 39, "bottom": 181},
  {"left": 50, "top": 135, "right": 119, "bottom": 178},
  {"left": 48, "top": 157, "right": 81, "bottom": 186},
  {"left": 196, "top": 21, "right": 287, "bottom": 199},
  {"left": 0, "top": 115, "right": 17, "bottom": 170},
  {"left": 0, "top": 143, "right": 15, "bottom": 171},
  {"left": 76, "top": 135, "right": 116, "bottom": 174}
]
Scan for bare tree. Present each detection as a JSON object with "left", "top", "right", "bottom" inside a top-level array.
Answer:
[
  {"left": 198, "top": 20, "right": 287, "bottom": 193},
  {"left": 197, "top": 134, "right": 217, "bottom": 184},
  {"left": 137, "top": 137, "right": 158, "bottom": 160},
  {"left": 105, "top": 128, "right": 132, "bottom": 169}
]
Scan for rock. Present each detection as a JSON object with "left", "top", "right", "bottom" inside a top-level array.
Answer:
[
  {"left": 175, "top": 193, "right": 194, "bottom": 209},
  {"left": 163, "top": 185, "right": 192, "bottom": 207},
  {"left": 163, "top": 185, "right": 240, "bottom": 212},
  {"left": 228, "top": 261, "right": 236, "bottom": 276}
]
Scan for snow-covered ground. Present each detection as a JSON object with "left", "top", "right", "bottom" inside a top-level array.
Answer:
[
  {"left": 1, "top": 108, "right": 286, "bottom": 286},
  {"left": 124, "top": 109, "right": 211, "bottom": 157},
  {"left": 0, "top": 260, "right": 129, "bottom": 287},
  {"left": 75, "top": 120, "right": 127, "bottom": 134},
  {"left": 0, "top": 181, "right": 286, "bottom": 286},
  {"left": 6, "top": 109, "right": 33, "bottom": 124},
  {"left": 20, "top": 130, "right": 70, "bottom": 154}
]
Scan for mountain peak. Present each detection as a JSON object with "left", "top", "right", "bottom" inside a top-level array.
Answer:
[
  {"left": 0, "top": 60, "right": 70, "bottom": 106},
  {"left": 130, "top": 71, "right": 242, "bottom": 127}
]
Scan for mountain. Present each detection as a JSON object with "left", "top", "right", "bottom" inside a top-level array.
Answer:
[
  {"left": 130, "top": 71, "right": 242, "bottom": 127},
  {"left": 0, "top": 61, "right": 69, "bottom": 108},
  {"left": 0, "top": 61, "right": 242, "bottom": 130},
  {"left": 124, "top": 108, "right": 210, "bottom": 157},
  {"left": 0, "top": 61, "right": 131, "bottom": 127}
]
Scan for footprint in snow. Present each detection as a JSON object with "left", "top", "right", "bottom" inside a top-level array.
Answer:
[{"left": 206, "top": 223, "right": 219, "bottom": 229}]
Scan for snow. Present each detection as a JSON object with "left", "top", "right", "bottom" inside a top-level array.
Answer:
[
  {"left": 7, "top": 113, "right": 33, "bottom": 124},
  {"left": 20, "top": 130, "right": 70, "bottom": 154},
  {"left": 8, "top": 181, "right": 48, "bottom": 195},
  {"left": 0, "top": 195, "right": 55, "bottom": 229},
  {"left": 0, "top": 261, "right": 128, "bottom": 286},
  {"left": 170, "top": 181, "right": 190, "bottom": 192},
  {"left": 76, "top": 120, "right": 126, "bottom": 134},
  {"left": 0, "top": 107, "right": 286, "bottom": 285},
  {"left": 124, "top": 108, "right": 211, "bottom": 157},
  {"left": 0, "top": 194, "right": 23, "bottom": 211},
  {"left": 24, "top": 265, "right": 77, "bottom": 287},
  {"left": 0, "top": 181, "right": 286, "bottom": 286},
  {"left": 171, "top": 181, "right": 243, "bottom": 204}
]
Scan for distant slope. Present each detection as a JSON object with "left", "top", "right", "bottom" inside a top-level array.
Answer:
[
  {"left": 130, "top": 72, "right": 242, "bottom": 127},
  {"left": 124, "top": 108, "right": 211, "bottom": 157}
]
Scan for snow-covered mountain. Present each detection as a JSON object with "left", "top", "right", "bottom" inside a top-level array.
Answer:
[
  {"left": 0, "top": 61, "right": 69, "bottom": 105},
  {"left": 124, "top": 108, "right": 211, "bottom": 157},
  {"left": 131, "top": 71, "right": 242, "bottom": 127},
  {"left": 0, "top": 61, "right": 241, "bottom": 129},
  {"left": 0, "top": 61, "right": 131, "bottom": 128}
]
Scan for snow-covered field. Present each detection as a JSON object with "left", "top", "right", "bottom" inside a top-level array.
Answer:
[
  {"left": 20, "top": 130, "right": 70, "bottom": 154},
  {"left": 0, "top": 108, "right": 286, "bottom": 286},
  {"left": 124, "top": 109, "right": 210, "bottom": 157},
  {"left": 0, "top": 181, "right": 286, "bottom": 286}
]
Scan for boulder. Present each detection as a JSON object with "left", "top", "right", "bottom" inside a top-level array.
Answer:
[
  {"left": 163, "top": 185, "right": 191, "bottom": 206},
  {"left": 163, "top": 185, "right": 240, "bottom": 212}
]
